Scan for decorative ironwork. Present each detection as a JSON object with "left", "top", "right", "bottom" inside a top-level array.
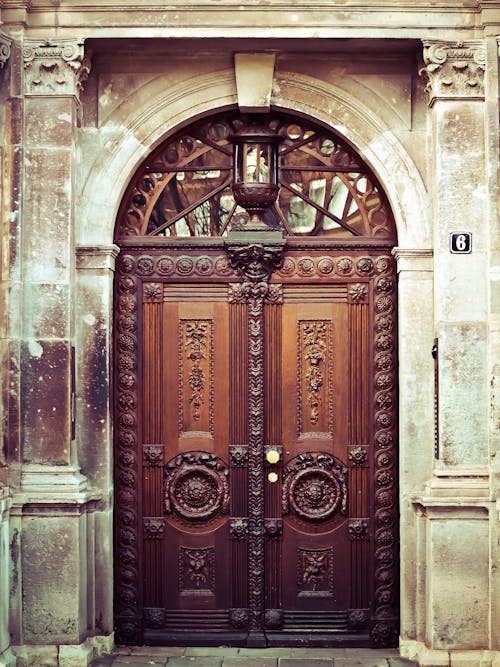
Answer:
[
  {"left": 283, "top": 452, "right": 348, "bottom": 520},
  {"left": 179, "top": 547, "right": 215, "bottom": 592},
  {"left": 164, "top": 451, "right": 229, "bottom": 521},
  {"left": 114, "top": 111, "right": 396, "bottom": 241}
]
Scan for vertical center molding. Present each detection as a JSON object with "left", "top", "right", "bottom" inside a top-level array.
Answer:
[{"left": 226, "top": 233, "right": 285, "bottom": 645}]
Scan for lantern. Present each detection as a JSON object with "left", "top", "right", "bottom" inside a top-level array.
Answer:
[{"left": 230, "top": 120, "right": 283, "bottom": 229}]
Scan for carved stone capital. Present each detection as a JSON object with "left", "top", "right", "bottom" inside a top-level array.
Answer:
[
  {"left": 23, "top": 38, "right": 91, "bottom": 98},
  {"left": 420, "top": 40, "right": 485, "bottom": 104},
  {"left": 0, "top": 32, "right": 12, "bottom": 69}
]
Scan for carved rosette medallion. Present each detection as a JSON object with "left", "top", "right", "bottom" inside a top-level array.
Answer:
[
  {"left": 421, "top": 40, "right": 485, "bottom": 103},
  {"left": 229, "top": 518, "right": 249, "bottom": 540},
  {"left": 283, "top": 453, "right": 347, "bottom": 521},
  {"left": 23, "top": 38, "right": 91, "bottom": 97},
  {"left": 348, "top": 519, "right": 369, "bottom": 541},
  {"left": 164, "top": 451, "right": 229, "bottom": 521},
  {"left": 144, "top": 517, "right": 165, "bottom": 539}
]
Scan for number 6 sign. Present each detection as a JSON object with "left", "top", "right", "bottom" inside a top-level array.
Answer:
[{"left": 450, "top": 231, "right": 472, "bottom": 254}]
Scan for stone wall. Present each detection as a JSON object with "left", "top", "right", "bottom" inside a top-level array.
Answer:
[{"left": 0, "top": 2, "right": 498, "bottom": 666}]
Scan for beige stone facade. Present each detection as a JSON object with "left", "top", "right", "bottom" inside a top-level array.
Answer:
[{"left": 0, "top": 2, "right": 499, "bottom": 666}]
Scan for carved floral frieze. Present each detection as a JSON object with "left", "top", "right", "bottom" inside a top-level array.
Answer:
[
  {"left": 23, "top": 38, "right": 91, "bottom": 97},
  {"left": 420, "top": 40, "right": 485, "bottom": 103}
]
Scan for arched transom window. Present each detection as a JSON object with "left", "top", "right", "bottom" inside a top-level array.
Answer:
[{"left": 115, "top": 111, "right": 396, "bottom": 241}]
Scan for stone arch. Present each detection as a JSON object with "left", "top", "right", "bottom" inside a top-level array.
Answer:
[{"left": 78, "top": 68, "right": 429, "bottom": 249}]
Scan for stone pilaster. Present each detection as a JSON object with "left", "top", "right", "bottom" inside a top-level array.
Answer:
[
  {"left": 20, "top": 38, "right": 90, "bottom": 472},
  {"left": 420, "top": 40, "right": 489, "bottom": 472},
  {"left": 404, "top": 40, "right": 492, "bottom": 662},
  {"left": 9, "top": 38, "right": 105, "bottom": 660}
]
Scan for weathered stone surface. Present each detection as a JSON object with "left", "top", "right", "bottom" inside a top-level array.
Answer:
[
  {"left": 20, "top": 340, "right": 71, "bottom": 465},
  {"left": 22, "top": 515, "right": 84, "bottom": 644},
  {"left": 429, "top": 516, "right": 489, "bottom": 649}
]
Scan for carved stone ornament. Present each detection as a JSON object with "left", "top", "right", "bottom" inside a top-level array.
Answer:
[
  {"left": 283, "top": 452, "right": 348, "bottom": 520},
  {"left": 23, "top": 38, "right": 91, "bottom": 97},
  {"left": 164, "top": 451, "right": 229, "bottom": 521},
  {"left": 420, "top": 40, "right": 485, "bottom": 103},
  {"left": 0, "top": 32, "right": 12, "bottom": 69}
]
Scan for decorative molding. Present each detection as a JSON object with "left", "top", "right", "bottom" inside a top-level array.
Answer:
[
  {"left": 0, "top": 32, "right": 12, "bottom": 69},
  {"left": 23, "top": 38, "right": 91, "bottom": 98},
  {"left": 420, "top": 40, "right": 485, "bottom": 104}
]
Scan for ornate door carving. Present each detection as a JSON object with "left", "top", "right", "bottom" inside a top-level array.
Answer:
[{"left": 114, "top": 241, "right": 398, "bottom": 648}]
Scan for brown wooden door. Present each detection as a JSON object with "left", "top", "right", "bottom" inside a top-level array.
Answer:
[{"left": 114, "top": 245, "right": 399, "bottom": 648}]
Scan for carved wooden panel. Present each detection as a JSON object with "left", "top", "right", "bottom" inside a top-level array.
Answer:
[{"left": 113, "top": 246, "right": 398, "bottom": 647}]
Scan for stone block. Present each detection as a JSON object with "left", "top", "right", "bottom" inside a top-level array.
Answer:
[
  {"left": 235, "top": 52, "right": 276, "bottom": 112},
  {"left": 25, "top": 97, "right": 77, "bottom": 148},
  {"left": 429, "top": 517, "right": 489, "bottom": 649},
  {"left": 59, "top": 642, "right": 94, "bottom": 667},
  {"left": 438, "top": 322, "right": 488, "bottom": 468},
  {"left": 22, "top": 514, "right": 83, "bottom": 644},
  {"left": 12, "top": 644, "right": 58, "bottom": 666},
  {"left": 20, "top": 339, "right": 71, "bottom": 465},
  {"left": 23, "top": 282, "right": 71, "bottom": 339},
  {"left": 0, "top": 647, "right": 16, "bottom": 667},
  {"left": 22, "top": 148, "right": 73, "bottom": 284}
]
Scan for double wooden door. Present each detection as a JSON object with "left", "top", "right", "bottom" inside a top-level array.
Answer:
[{"left": 114, "top": 242, "right": 399, "bottom": 647}]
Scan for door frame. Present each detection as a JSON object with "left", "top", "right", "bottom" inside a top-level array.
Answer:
[{"left": 113, "top": 236, "right": 399, "bottom": 647}]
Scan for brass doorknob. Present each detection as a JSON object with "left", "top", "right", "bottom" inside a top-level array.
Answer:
[
  {"left": 266, "top": 449, "right": 280, "bottom": 464},
  {"left": 268, "top": 472, "right": 279, "bottom": 483}
]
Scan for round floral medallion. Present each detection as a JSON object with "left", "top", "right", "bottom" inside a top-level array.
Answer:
[
  {"left": 288, "top": 468, "right": 342, "bottom": 520},
  {"left": 317, "top": 257, "right": 335, "bottom": 274},
  {"left": 157, "top": 257, "right": 175, "bottom": 275},
  {"left": 164, "top": 452, "right": 229, "bottom": 521}
]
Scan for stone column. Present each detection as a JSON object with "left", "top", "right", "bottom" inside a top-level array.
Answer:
[
  {"left": 403, "top": 40, "right": 493, "bottom": 666},
  {"left": 9, "top": 39, "right": 103, "bottom": 666}
]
